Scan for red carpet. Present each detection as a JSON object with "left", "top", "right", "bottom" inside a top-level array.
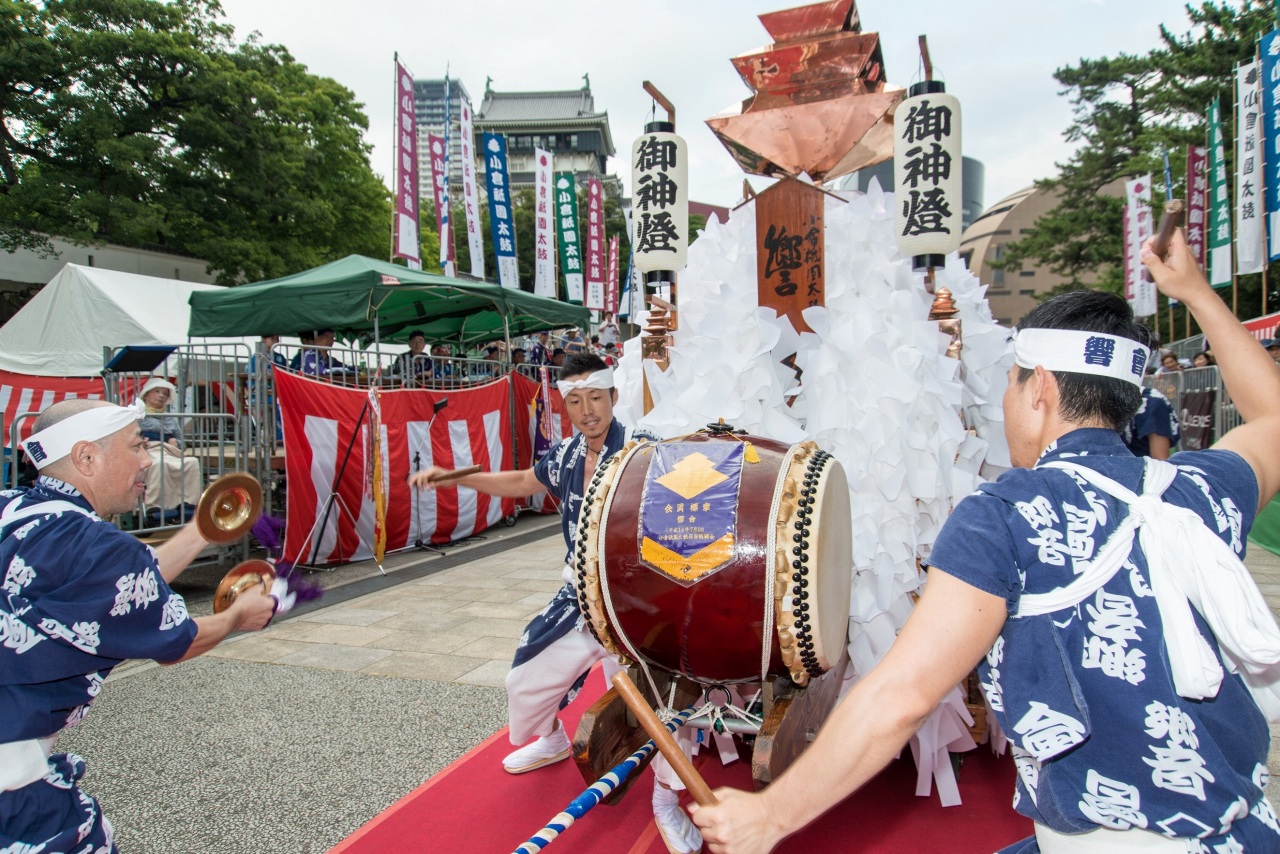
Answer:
[{"left": 332, "top": 669, "right": 1033, "bottom": 853}]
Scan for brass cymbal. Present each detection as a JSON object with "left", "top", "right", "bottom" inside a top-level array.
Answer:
[
  {"left": 196, "top": 471, "right": 263, "bottom": 544},
  {"left": 213, "top": 559, "right": 276, "bottom": 614}
]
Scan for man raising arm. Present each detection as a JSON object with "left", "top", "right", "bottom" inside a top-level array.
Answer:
[{"left": 692, "top": 228, "right": 1280, "bottom": 852}]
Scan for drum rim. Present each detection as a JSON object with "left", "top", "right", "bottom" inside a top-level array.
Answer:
[{"left": 574, "top": 439, "right": 647, "bottom": 661}]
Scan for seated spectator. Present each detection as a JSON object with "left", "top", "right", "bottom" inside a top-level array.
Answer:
[
  {"left": 602, "top": 342, "right": 619, "bottom": 366},
  {"left": 431, "top": 344, "right": 454, "bottom": 378},
  {"left": 527, "top": 331, "right": 550, "bottom": 366},
  {"left": 392, "top": 330, "right": 433, "bottom": 384},
  {"left": 300, "top": 328, "right": 352, "bottom": 378},
  {"left": 248, "top": 334, "right": 287, "bottom": 440},
  {"left": 1156, "top": 351, "right": 1182, "bottom": 373},
  {"left": 1192, "top": 350, "right": 1216, "bottom": 368},
  {"left": 1122, "top": 385, "right": 1180, "bottom": 460},
  {"left": 136, "top": 377, "right": 203, "bottom": 515},
  {"left": 561, "top": 327, "right": 586, "bottom": 354},
  {"left": 1265, "top": 337, "right": 1280, "bottom": 364},
  {"left": 288, "top": 332, "right": 313, "bottom": 371},
  {"left": 550, "top": 347, "right": 566, "bottom": 368},
  {"left": 511, "top": 348, "right": 527, "bottom": 366}
]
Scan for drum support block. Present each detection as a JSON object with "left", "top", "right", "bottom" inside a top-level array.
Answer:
[
  {"left": 572, "top": 668, "right": 701, "bottom": 805},
  {"left": 751, "top": 653, "right": 848, "bottom": 789},
  {"left": 573, "top": 656, "right": 850, "bottom": 800}
]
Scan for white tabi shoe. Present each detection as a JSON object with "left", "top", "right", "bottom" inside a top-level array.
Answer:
[
  {"left": 653, "top": 785, "right": 703, "bottom": 853},
  {"left": 502, "top": 721, "right": 571, "bottom": 774}
]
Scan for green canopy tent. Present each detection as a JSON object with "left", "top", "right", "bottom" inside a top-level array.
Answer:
[{"left": 186, "top": 254, "right": 588, "bottom": 347}]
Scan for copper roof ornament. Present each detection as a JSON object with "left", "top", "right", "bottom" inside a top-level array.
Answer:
[{"left": 705, "top": 0, "right": 903, "bottom": 183}]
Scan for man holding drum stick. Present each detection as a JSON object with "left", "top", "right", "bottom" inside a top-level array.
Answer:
[
  {"left": 410, "top": 352, "right": 704, "bottom": 853},
  {"left": 692, "top": 229, "right": 1280, "bottom": 853}
]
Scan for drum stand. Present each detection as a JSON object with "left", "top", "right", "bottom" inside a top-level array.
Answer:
[{"left": 571, "top": 653, "right": 849, "bottom": 799}]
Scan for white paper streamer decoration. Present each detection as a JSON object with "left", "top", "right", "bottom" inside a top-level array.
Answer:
[
  {"left": 631, "top": 122, "right": 689, "bottom": 274},
  {"left": 612, "top": 179, "right": 1013, "bottom": 806},
  {"left": 893, "top": 82, "right": 962, "bottom": 269}
]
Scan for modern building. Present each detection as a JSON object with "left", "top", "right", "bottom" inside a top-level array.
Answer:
[
  {"left": 412, "top": 77, "right": 472, "bottom": 199},
  {"left": 835, "top": 156, "right": 986, "bottom": 232},
  {"left": 958, "top": 179, "right": 1126, "bottom": 326},
  {"left": 0, "top": 237, "right": 215, "bottom": 325},
  {"left": 473, "top": 79, "right": 621, "bottom": 198}
]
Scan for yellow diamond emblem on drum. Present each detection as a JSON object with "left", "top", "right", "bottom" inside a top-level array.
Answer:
[{"left": 654, "top": 452, "right": 728, "bottom": 500}]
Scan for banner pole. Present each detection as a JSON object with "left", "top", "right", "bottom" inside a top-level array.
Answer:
[{"left": 390, "top": 53, "right": 399, "bottom": 264}]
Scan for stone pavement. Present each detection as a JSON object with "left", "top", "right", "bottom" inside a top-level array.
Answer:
[{"left": 203, "top": 523, "right": 568, "bottom": 687}]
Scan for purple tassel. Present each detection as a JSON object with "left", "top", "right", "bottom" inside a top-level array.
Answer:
[
  {"left": 277, "top": 562, "right": 325, "bottom": 605},
  {"left": 250, "top": 514, "right": 325, "bottom": 606},
  {"left": 251, "top": 514, "right": 286, "bottom": 553}
]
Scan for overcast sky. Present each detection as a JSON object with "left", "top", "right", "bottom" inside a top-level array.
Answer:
[{"left": 216, "top": 0, "right": 1187, "bottom": 212}]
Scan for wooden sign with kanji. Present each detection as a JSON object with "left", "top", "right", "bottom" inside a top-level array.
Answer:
[{"left": 755, "top": 177, "right": 825, "bottom": 334}]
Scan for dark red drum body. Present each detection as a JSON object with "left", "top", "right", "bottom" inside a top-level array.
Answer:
[{"left": 575, "top": 430, "right": 851, "bottom": 686}]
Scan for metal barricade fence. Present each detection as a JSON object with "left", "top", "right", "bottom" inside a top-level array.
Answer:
[
  {"left": 1143, "top": 365, "right": 1234, "bottom": 448},
  {"left": 103, "top": 342, "right": 259, "bottom": 542}
]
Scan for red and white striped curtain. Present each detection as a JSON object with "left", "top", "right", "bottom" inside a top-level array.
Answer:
[{"left": 275, "top": 370, "right": 575, "bottom": 566}]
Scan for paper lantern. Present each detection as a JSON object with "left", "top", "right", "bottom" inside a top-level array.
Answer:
[
  {"left": 632, "top": 121, "right": 689, "bottom": 274},
  {"left": 893, "top": 81, "right": 962, "bottom": 271}
]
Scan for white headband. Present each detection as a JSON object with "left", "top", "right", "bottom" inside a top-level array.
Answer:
[
  {"left": 1012, "top": 329, "right": 1147, "bottom": 387},
  {"left": 557, "top": 368, "right": 615, "bottom": 394},
  {"left": 20, "top": 400, "right": 145, "bottom": 470}
]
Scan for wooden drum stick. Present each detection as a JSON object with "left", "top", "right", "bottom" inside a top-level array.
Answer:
[
  {"left": 1150, "top": 199, "right": 1185, "bottom": 261},
  {"left": 610, "top": 671, "right": 718, "bottom": 807},
  {"left": 427, "top": 464, "right": 483, "bottom": 485}
]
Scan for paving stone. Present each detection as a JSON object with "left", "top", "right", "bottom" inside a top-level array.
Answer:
[
  {"left": 203, "top": 637, "right": 309, "bottom": 663},
  {"left": 454, "top": 659, "right": 512, "bottom": 688},
  {"left": 451, "top": 635, "right": 520, "bottom": 661},
  {"left": 449, "top": 601, "right": 547, "bottom": 621},
  {"left": 289, "top": 624, "right": 397, "bottom": 647},
  {"left": 294, "top": 607, "right": 401, "bottom": 627},
  {"left": 272, "top": 643, "right": 396, "bottom": 672},
  {"left": 370, "top": 612, "right": 470, "bottom": 633},
  {"left": 360, "top": 652, "right": 492, "bottom": 682}
]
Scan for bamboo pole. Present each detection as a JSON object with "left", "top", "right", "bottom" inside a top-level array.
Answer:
[{"left": 611, "top": 672, "right": 717, "bottom": 806}]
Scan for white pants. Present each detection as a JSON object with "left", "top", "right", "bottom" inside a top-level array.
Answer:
[
  {"left": 504, "top": 625, "right": 685, "bottom": 790},
  {"left": 144, "top": 443, "right": 202, "bottom": 509}
]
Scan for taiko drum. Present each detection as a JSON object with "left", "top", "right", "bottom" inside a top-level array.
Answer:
[{"left": 574, "top": 429, "right": 852, "bottom": 686}]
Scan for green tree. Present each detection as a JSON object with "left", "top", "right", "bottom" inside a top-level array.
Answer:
[
  {"left": 1000, "top": 1, "right": 1276, "bottom": 327},
  {"left": 0, "top": 0, "right": 389, "bottom": 283}
]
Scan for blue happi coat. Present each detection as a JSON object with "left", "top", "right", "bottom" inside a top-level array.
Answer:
[
  {"left": 928, "top": 429, "right": 1280, "bottom": 852},
  {"left": 510, "top": 419, "right": 654, "bottom": 693},
  {"left": 1122, "top": 387, "right": 1181, "bottom": 458},
  {"left": 1, "top": 476, "right": 197, "bottom": 852}
]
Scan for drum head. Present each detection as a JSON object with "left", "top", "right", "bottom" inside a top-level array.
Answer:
[{"left": 802, "top": 458, "right": 852, "bottom": 676}]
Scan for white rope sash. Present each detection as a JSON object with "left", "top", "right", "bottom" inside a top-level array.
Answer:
[{"left": 1016, "top": 458, "right": 1280, "bottom": 722}]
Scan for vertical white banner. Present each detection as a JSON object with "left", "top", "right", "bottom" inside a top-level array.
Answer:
[
  {"left": 460, "top": 100, "right": 485, "bottom": 279},
  {"left": 1125, "top": 175, "right": 1156, "bottom": 317},
  {"left": 1237, "top": 60, "right": 1265, "bottom": 275},
  {"left": 534, "top": 148, "right": 556, "bottom": 298}
]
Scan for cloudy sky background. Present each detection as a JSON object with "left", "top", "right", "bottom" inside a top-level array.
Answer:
[{"left": 217, "top": 0, "right": 1187, "bottom": 212}]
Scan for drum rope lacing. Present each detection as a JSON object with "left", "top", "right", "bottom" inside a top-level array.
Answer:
[{"left": 654, "top": 682, "right": 765, "bottom": 734}]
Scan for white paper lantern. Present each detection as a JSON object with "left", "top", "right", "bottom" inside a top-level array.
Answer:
[
  {"left": 631, "top": 122, "right": 689, "bottom": 274},
  {"left": 893, "top": 82, "right": 962, "bottom": 270}
]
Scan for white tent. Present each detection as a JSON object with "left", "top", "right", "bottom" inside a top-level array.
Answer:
[{"left": 0, "top": 264, "right": 248, "bottom": 377}]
